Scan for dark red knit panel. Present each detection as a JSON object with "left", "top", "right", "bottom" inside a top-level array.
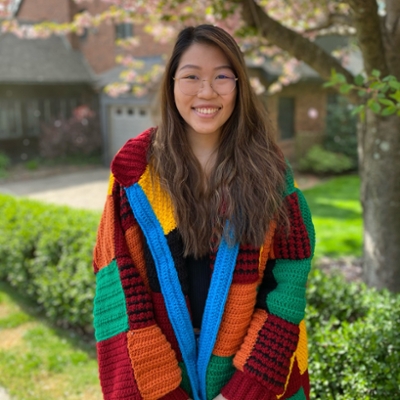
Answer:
[
  {"left": 244, "top": 314, "right": 300, "bottom": 393},
  {"left": 97, "top": 332, "right": 141, "bottom": 400},
  {"left": 273, "top": 192, "right": 311, "bottom": 260},
  {"left": 232, "top": 244, "right": 261, "bottom": 284},
  {"left": 118, "top": 186, "right": 136, "bottom": 233},
  {"left": 111, "top": 127, "right": 153, "bottom": 188},
  {"left": 117, "top": 253, "right": 155, "bottom": 330},
  {"left": 282, "top": 358, "right": 302, "bottom": 398},
  {"left": 152, "top": 292, "right": 183, "bottom": 362}
]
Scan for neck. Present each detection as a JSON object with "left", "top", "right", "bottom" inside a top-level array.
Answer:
[{"left": 187, "top": 131, "right": 219, "bottom": 175}]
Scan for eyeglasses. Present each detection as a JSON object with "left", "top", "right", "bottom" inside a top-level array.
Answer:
[{"left": 173, "top": 74, "right": 238, "bottom": 96}]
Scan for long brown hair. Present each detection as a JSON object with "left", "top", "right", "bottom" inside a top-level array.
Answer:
[{"left": 150, "top": 25, "right": 287, "bottom": 257}]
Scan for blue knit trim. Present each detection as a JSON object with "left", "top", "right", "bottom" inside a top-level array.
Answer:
[
  {"left": 197, "top": 229, "right": 239, "bottom": 400},
  {"left": 125, "top": 184, "right": 201, "bottom": 400}
]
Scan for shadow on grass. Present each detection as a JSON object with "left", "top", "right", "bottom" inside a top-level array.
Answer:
[{"left": 0, "top": 280, "right": 97, "bottom": 360}]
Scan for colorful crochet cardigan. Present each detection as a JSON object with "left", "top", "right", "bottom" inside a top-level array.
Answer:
[{"left": 93, "top": 128, "right": 315, "bottom": 400}]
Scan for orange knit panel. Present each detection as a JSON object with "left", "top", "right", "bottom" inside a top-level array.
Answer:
[
  {"left": 233, "top": 309, "right": 267, "bottom": 371},
  {"left": 93, "top": 195, "right": 115, "bottom": 271},
  {"left": 125, "top": 224, "right": 151, "bottom": 293},
  {"left": 258, "top": 221, "right": 276, "bottom": 281},
  {"left": 127, "top": 325, "right": 182, "bottom": 400},
  {"left": 213, "top": 282, "right": 259, "bottom": 357}
]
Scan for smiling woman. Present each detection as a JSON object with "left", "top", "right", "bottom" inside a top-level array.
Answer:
[{"left": 92, "top": 25, "right": 315, "bottom": 400}]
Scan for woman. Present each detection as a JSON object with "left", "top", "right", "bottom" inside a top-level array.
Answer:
[{"left": 93, "top": 25, "right": 314, "bottom": 400}]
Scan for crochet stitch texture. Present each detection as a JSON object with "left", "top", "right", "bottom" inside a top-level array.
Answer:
[{"left": 93, "top": 128, "right": 315, "bottom": 400}]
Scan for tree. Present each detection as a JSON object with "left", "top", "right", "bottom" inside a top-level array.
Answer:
[{"left": 1, "top": 0, "right": 400, "bottom": 291}]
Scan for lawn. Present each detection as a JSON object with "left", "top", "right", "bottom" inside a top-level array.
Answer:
[
  {"left": 302, "top": 174, "right": 362, "bottom": 258},
  {"left": 0, "top": 282, "right": 102, "bottom": 400}
]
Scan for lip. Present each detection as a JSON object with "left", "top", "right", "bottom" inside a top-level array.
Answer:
[{"left": 192, "top": 105, "right": 222, "bottom": 118}]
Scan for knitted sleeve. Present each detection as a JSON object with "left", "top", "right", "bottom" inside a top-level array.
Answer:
[
  {"left": 221, "top": 167, "right": 315, "bottom": 400},
  {"left": 92, "top": 173, "right": 190, "bottom": 400}
]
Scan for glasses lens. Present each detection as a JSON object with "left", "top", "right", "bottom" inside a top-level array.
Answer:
[{"left": 178, "top": 77, "right": 237, "bottom": 95}]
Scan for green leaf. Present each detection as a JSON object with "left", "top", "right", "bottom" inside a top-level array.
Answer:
[
  {"left": 354, "top": 74, "right": 365, "bottom": 86},
  {"left": 367, "top": 98, "right": 381, "bottom": 113},
  {"left": 389, "top": 80, "right": 400, "bottom": 90},
  {"left": 370, "top": 82, "right": 388, "bottom": 91},
  {"left": 351, "top": 104, "right": 365, "bottom": 116},
  {"left": 357, "top": 90, "right": 367, "bottom": 97},
  {"left": 389, "top": 90, "right": 400, "bottom": 102},
  {"left": 382, "top": 75, "right": 397, "bottom": 82},
  {"left": 336, "top": 73, "right": 347, "bottom": 84},
  {"left": 339, "top": 84, "right": 353, "bottom": 94},
  {"left": 381, "top": 106, "right": 397, "bottom": 116},
  {"left": 323, "top": 81, "right": 336, "bottom": 88},
  {"left": 371, "top": 69, "right": 381, "bottom": 78},
  {"left": 378, "top": 98, "right": 395, "bottom": 106}
]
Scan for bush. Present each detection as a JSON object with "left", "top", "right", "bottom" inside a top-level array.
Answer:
[
  {"left": 307, "top": 268, "right": 400, "bottom": 399},
  {"left": 0, "top": 151, "right": 11, "bottom": 178},
  {"left": 298, "top": 145, "right": 354, "bottom": 175},
  {"left": 325, "top": 96, "right": 358, "bottom": 166},
  {"left": 0, "top": 194, "right": 100, "bottom": 334}
]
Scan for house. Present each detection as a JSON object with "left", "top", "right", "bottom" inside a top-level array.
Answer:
[{"left": 0, "top": 0, "right": 360, "bottom": 165}]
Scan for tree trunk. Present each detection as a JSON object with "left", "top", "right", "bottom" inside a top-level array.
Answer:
[{"left": 358, "top": 111, "right": 400, "bottom": 292}]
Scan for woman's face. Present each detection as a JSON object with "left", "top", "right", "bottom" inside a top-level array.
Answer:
[{"left": 173, "top": 43, "right": 237, "bottom": 143}]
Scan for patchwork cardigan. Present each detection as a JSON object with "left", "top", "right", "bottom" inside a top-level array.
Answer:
[{"left": 92, "top": 128, "right": 315, "bottom": 400}]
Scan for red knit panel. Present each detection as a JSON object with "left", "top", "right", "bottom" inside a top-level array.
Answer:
[
  {"left": 273, "top": 192, "right": 311, "bottom": 260},
  {"left": 152, "top": 292, "right": 183, "bottom": 362},
  {"left": 159, "top": 386, "right": 189, "bottom": 400},
  {"left": 119, "top": 186, "right": 136, "bottom": 233},
  {"left": 111, "top": 128, "right": 153, "bottom": 188},
  {"left": 282, "top": 358, "right": 302, "bottom": 398},
  {"left": 303, "top": 370, "right": 310, "bottom": 400},
  {"left": 243, "top": 314, "right": 300, "bottom": 394},
  {"left": 118, "top": 253, "right": 155, "bottom": 330},
  {"left": 97, "top": 332, "right": 141, "bottom": 400},
  {"left": 231, "top": 244, "right": 261, "bottom": 284},
  {"left": 221, "top": 370, "right": 275, "bottom": 400}
]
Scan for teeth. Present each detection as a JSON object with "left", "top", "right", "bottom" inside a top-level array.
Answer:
[{"left": 195, "top": 108, "right": 219, "bottom": 114}]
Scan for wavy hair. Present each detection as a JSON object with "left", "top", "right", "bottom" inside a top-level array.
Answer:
[{"left": 150, "top": 24, "right": 288, "bottom": 257}]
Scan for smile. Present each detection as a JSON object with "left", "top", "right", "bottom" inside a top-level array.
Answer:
[{"left": 193, "top": 107, "right": 221, "bottom": 115}]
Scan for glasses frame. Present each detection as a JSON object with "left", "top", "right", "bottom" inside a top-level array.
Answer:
[{"left": 173, "top": 76, "right": 238, "bottom": 96}]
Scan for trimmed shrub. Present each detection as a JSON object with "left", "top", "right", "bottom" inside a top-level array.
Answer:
[
  {"left": 307, "top": 268, "right": 400, "bottom": 399},
  {"left": 0, "top": 194, "right": 100, "bottom": 333},
  {"left": 0, "top": 152, "right": 11, "bottom": 178},
  {"left": 298, "top": 145, "right": 354, "bottom": 175}
]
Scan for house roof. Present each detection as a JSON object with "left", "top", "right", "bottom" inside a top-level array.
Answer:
[{"left": 0, "top": 33, "right": 95, "bottom": 84}]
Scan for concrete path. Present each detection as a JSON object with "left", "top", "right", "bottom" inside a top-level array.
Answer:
[
  {"left": 0, "top": 387, "right": 11, "bottom": 400},
  {"left": 0, "top": 167, "right": 110, "bottom": 211}
]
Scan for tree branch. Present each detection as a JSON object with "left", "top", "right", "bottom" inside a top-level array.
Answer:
[
  {"left": 304, "top": 13, "right": 354, "bottom": 34},
  {"left": 239, "top": 0, "right": 356, "bottom": 88},
  {"left": 346, "top": 0, "right": 389, "bottom": 75}
]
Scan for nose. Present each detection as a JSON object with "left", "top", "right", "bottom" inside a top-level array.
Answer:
[{"left": 198, "top": 79, "right": 217, "bottom": 97}]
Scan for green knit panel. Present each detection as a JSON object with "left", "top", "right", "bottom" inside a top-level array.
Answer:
[
  {"left": 283, "top": 161, "right": 296, "bottom": 197},
  {"left": 178, "top": 362, "right": 192, "bottom": 397},
  {"left": 295, "top": 188, "right": 316, "bottom": 255},
  {"left": 93, "top": 259, "right": 129, "bottom": 341},
  {"left": 206, "top": 355, "right": 235, "bottom": 400},
  {"left": 266, "top": 258, "right": 311, "bottom": 324},
  {"left": 287, "top": 387, "right": 306, "bottom": 400}
]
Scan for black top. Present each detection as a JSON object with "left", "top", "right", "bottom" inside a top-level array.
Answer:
[{"left": 186, "top": 254, "right": 211, "bottom": 331}]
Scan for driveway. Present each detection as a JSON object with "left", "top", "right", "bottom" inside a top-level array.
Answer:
[{"left": 0, "top": 167, "right": 110, "bottom": 211}]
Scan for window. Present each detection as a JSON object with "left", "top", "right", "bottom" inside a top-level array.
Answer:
[
  {"left": 115, "top": 23, "right": 134, "bottom": 39},
  {"left": 0, "top": 100, "right": 23, "bottom": 139},
  {"left": 278, "top": 97, "right": 295, "bottom": 140}
]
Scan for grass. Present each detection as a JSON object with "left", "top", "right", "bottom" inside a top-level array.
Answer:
[
  {"left": 302, "top": 174, "right": 362, "bottom": 258},
  {"left": 0, "top": 282, "right": 102, "bottom": 400}
]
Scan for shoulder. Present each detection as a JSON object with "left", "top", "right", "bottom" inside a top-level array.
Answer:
[
  {"left": 110, "top": 127, "right": 156, "bottom": 187},
  {"left": 283, "top": 159, "right": 296, "bottom": 197}
]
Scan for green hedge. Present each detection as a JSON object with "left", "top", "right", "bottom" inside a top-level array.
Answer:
[
  {"left": 1, "top": 194, "right": 399, "bottom": 397},
  {"left": 307, "top": 268, "right": 400, "bottom": 399},
  {"left": 0, "top": 193, "right": 100, "bottom": 333}
]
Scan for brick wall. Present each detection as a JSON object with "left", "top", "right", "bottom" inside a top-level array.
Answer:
[{"left": 17, "top": 0, "right": 71, "bottom": 22}]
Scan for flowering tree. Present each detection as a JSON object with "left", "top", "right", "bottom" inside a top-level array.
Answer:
[{"left": 1, "top": 0, "right": 400, "bottom": 292}]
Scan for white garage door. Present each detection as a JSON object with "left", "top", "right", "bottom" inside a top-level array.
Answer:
[{"left": 109, "top": 105, "right": 153, "bottom": 158}]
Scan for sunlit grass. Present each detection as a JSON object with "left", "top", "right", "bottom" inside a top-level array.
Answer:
[
  {"left": 0, "top": 282, "right": 101, "bottom": 400},
  {"left": 302, "top": 174, "right": 362, "bottom": 258}
]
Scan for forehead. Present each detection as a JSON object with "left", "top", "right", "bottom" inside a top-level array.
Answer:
[{"left": 177, "top": 42, "right": 232, "bottom": 71}]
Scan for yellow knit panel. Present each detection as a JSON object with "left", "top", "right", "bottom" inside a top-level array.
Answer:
[
  {"left": 138, "top": 166, "right": 176, "bottom": 235},
  {"left": 107, "top": 173, "right": 115, "bottom": 196},
  {"left": 296, "top": 319, "right": 308, "bottom": 374},
  {"left": 127, "top": 325, "right": 182, "bottom": 400}
]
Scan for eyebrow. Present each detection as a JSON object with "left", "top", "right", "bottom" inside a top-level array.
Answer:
[{"left": 178, "top": 64, "right": 233, "bottom": 72}]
